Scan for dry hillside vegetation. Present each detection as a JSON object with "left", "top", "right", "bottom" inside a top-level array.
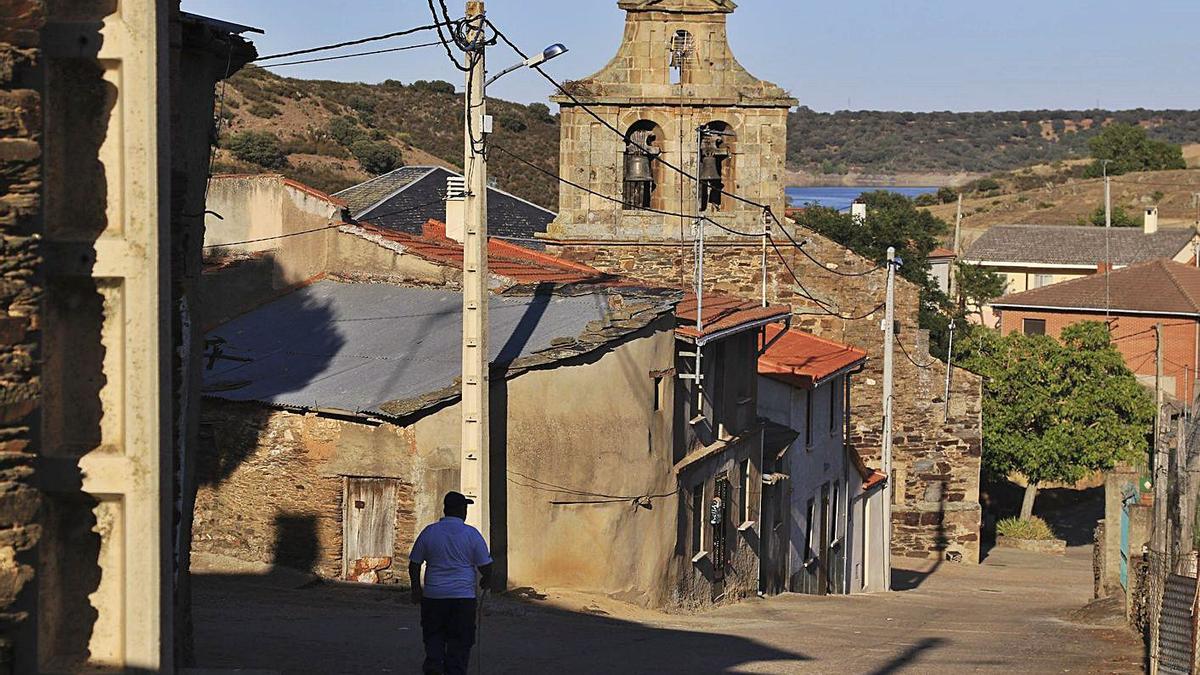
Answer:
[
  {"left": 213, "top": 66, "right": 561, "bottom": 206},
  {"left": 923, "top": 167, "right": 1200, "bottom": 248}
]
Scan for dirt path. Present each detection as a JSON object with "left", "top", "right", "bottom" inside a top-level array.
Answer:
[{"left": 192, "top": 546, "right": 1140, "bottom": 674}]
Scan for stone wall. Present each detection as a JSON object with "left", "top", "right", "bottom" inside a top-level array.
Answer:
[
  {"left": 0, "top": 0, "right": 43, "bottom": 666},
  {"left": 548, "top": 227, "right": 984, "bottom": 562}
]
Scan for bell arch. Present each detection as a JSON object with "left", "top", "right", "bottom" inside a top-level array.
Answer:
[
  {"left": 699, "top": 120, "right": 735, "bottom": 212},
  {"left": 622, "top": 120, "right": 665, "bottom": 211}
]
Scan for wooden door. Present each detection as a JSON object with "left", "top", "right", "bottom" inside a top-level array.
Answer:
[{"left": 343, "top": 477, "right": 398, "bottom": 581}]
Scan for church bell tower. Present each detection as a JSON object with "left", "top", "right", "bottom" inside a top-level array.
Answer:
[{"left": 543, "top": 0, "right": 797, "bottom": 243}]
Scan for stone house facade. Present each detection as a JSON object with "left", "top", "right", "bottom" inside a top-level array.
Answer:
[{"left": 541, "top": 0, "right": 983, "bottom": 563}]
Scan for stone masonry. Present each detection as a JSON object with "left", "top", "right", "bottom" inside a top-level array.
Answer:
[
  {"left": 541, "top": 0, "right": 982, "bottom": 562},
  {"left": 0, "top": 0, "right": 43, "bottom": 666}
]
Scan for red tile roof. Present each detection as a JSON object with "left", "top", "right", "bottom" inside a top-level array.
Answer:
[
  {"left": 355, "top": 221, "right": 611, "bottom": 286},
  {"left": 758, "top": 323, "right": 868, "bottom": 388},
  {"left": 929, "top": 246, "right": 956, "bottom": 259},
  {"left": 850, "top": 447, "right": 887, "bottom": 491},
  {"left": 993, "top": 258, "right": 1200, "bottom": 316},
  {"left": 674, "top": 294, "right": 791, "bottom": 340}
]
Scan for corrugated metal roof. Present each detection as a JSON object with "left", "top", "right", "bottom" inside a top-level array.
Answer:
[
  {"left": 964, "top": 224, "right": 1196, "bottom": 267},
  {"left": 203, "top": 281, "right": 633, "bottom": 418}
]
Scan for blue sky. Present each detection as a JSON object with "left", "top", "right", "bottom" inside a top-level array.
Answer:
[{"left": 182, "top": 0, "right": 1200, "bottom": 112}]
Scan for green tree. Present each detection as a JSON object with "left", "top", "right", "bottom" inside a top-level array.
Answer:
[
  {"left": 957, "top": 321, "right": 1154, "bottom": 518},
  {"left": 954, "top": 262, "right": 1007, "bottom": 322},
  {"left": 328, "top": 116, "right": 365, "bottom": 147},
  {"left": 351, "top": 140, "right": 402, "bottom": 175},
  {"left": 1083, "top": 123, "right": 1186, "bottom": 177},
  {"left": 1078, "top": 203, "right": 1138, "bottom": 227},
  {"left": 225, "top": 131, "right": 287, "bottom": 169},
  {"left": 793, "top": 190, "right": 954, "bottom": 350}
]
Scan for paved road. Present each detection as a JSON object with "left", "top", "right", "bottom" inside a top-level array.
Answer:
[{"left": 193, "top": 546, "right": 1141, "bottom": 674}]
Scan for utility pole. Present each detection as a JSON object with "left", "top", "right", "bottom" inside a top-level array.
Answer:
[
  {"left": 944, "top": 319, "right": 956, "bottom": 416},
  {"left": 1153, "top": 323, "right": 1166, "bottom": 554},
  {"left": 947, "top": 194, "right": 963, "bottom": 302},
  {"left": 881, "top": 246, "right": 896, "bottom": 590},
  {"left": 1104, "top": 160, "right": 1112, "bottom": 319},
  {"left": 460, "top": 0, "right": 490, "bottom": 541}
]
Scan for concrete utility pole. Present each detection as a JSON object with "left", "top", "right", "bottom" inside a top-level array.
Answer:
[
  {"left": 944, "top": 319, "right": 956, "bottom": 416},
  {"left": 1104, "top": 160, "right": 1112, "bottom": 318},
  {"left": 881, "top": 246, "right": 896, "bottom": 590},
  {"left": 460, "top": 0, "right": 490, "bottom": 541},
  {"left": 947, "top": 194, "right": 963, "bottom": 303},
  {"left": 1153, "top": 323, "right": 1166, "bottom": 555}
]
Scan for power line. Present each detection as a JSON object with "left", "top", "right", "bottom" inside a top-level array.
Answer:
[
  {"left": 203, "top": 222, "right": 342, "bottom": 249},
  {"left": 255, "top": 23, "right": 445, "bottom": 62},
  {"left": 769, "top": 239, "right": 886, "bottom": 320},
  {"left": 774, "top": 224, "right": 884, "bottom": 277},
  {"left": 253, "top": 41, "right": 443, "bottom": 68},
  {"left": 896, "top": 338, "right": 938, "bottom": 370}
]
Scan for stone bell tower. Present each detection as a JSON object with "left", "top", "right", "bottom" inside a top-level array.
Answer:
[{"left": 543, "top": 0, "right": 797, "bottom": 243}]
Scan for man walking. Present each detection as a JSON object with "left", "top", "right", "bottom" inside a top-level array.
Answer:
[{"left": 409, "top": 491, "right": 493, "bottom": 675}]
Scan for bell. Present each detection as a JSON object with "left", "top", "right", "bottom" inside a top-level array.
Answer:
[
  {"left": 625, "top": 152, "right": 654, "bottom": 182},
  {"left": 699, "top": 135, "right": 728, "bottom": 182},
  {"left": 699, "top": 155, "right": 723, "bottom": 182}
]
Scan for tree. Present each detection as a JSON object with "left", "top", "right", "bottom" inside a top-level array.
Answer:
[
  {"left": 954, "top": 262, "right": 1006, "bottom": 322},
  {"left": 351, "top": 140, "right": 402, "bottom": 175},
  {"left": 1083, "top": 123, "right": 1186, "bottom": 177},
  {"left": 1078, "top": 203, "right": 1138, "bottom": 227},
  {"left": 957, "top": 321, "right": 1154, "bottom": 518},
  {"left": 225, "top": 131, "right": 287, "bottom": 169},
  {"left": 328, "top": 116, "right": 365, "bottom": 147}
]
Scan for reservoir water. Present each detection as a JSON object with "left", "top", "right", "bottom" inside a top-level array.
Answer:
[{"left": 786, "top": 186, "right": 939, "bottom": 211}]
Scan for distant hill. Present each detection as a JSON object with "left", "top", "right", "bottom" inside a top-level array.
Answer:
[
  {"left": 787, "top": 107, "right": 1200, "bottom": 177},
  {"left": 213, "top": 67, "right": 561, "bottom": 207},
  {"left": 214, "top": 68, "right": 1200, "bottom": 209}
]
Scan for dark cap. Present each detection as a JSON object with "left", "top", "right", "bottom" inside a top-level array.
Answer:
[{"left": 444, "top": 491, "right": 475, "bottom": 509}]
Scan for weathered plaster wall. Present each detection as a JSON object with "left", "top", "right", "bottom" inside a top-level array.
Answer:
[
  {"left": 0, "top": 0, "right": 43, "bottom": 667},
  {"left": 201, "top": 176, "right": 342, "bottom": 326},
  {"left": 194, "top": 318, "right": 683, "bottom": 607},
  {"left": 548, "top": 234, "right": 984, "bottom": 563}
]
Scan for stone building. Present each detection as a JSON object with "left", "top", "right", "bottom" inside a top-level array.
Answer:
[
  {"left": 0, "top": 2, "right": 257, "bottom": 670},
  {"left": 542, "top": 0, "right": 983, "bottom": 563}
]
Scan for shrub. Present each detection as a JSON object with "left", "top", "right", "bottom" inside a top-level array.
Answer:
[
  {"left": 996, "top": 516, "right": 1056, "bottom": 541},
  {"left": 351, "top": 140, "right": 402, "bottom": 175},
  {"left": 225, "top": 131, "right": 287, "bottom": 169},
  {"left": 936, "top": 186, "right": 958, "bottom": 204},
  {"left": 411, "top": 79, "right": 456, "bottom": 95},
  {"left": 347, "top": 94, "right": 376, "bottom": 114},
  {"left": 1078, "top": 204, "right": 1138, "bottom": 227},
  {"left": 328, "top": 116, "right": 365, "bottom": 147},
  {"left": 248, "top": 101, "right": 280, "bottom": 119},
  {"left": 914, "top": 193, "right": 938, "bottom": 207}
]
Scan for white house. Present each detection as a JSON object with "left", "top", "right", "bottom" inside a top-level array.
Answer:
[{"left": 757, "top": 324, "right": 887, "bottom": 594}]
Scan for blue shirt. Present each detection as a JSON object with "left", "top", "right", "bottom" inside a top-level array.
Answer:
[{"left": 409, "top": 517, "right": 492, "bottom": 599}]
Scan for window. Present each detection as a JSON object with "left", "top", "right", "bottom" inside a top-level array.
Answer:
[
  {"left": 692, "top": 483, "right": 705, "bottom": 555},
  {"left": 737, "top": 461, "right": 748, "bottom": 522},
  {"left": 804, "top": 498, "right": 816, "bottom": 563},
  {"left": 1032, "top": 273, "right": 1054, "bottom": 289},
  {"left": 804, "top": 389, "right": 813, "bottom": 449},
  {"left": 669, "top": 29, "right": 694, "bottom": 85},
  {"left": 699, "top": 121, "right": 735, "bottom": 212},
  {"left": 623, "top": 121, "right": 663, "bottom": 210},
  {"left": 1023, "top": 318, "right": 1046, "bottom": 336},
  {"left": 653, "top": 375, "right": 664, "bottom": 412},
  {"left": 830, "top": 481, "right": 840, "bottom": 546}
]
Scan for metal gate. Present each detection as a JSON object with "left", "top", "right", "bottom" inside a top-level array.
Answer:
[{"left": 1158, "top": 573, "right": 1196, "bottom": 674}]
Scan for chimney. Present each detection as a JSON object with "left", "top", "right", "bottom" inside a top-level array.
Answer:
[
  {"left": 1144, "top": 206, "right": 1159, "bottom": 235},
  {"left": 1097, "top": 262, "right": 1112, "bottom": 273},
  {"left": 851, "top": 200, "right": 867, "bottom": 225},
  {"left": 444, "top": 175, "right": 466, "bottom": 242}
]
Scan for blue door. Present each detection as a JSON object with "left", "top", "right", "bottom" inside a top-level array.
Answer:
[{"left": 1120, "top": 484, "right": 1137, "bottom": 590}]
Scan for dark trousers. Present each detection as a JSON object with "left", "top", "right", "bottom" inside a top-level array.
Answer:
[{"left": 420, "top": 597, "right": 477, "bottom": 675}]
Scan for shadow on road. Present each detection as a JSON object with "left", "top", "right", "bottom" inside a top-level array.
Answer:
[
  {"left": 866, "top": 637, "right": 947, "bottom": 675},
  {"left": 191, "top": 570, "right": 812, "bottom": 674}
]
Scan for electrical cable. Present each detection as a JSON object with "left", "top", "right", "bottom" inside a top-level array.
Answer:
[
  {"left": 487, "top": 19, "right": 774, "bottom": 214},
  {"left": 773, "top": 223, "right": 884, "bottom": 277},
  {"left": 203, "top": 223, "right": 343, "bottom": 249},
  {"left": 255, "top": 23, "right": 445, "bottom": 62},
  {"left": 768, "top": 239, "right": 886, "bottom": 320},
  {"left": 896, "top": 338, "right": 939, "bottom": 370},
  {"left": 253, "top": 41, "right": 443, "bottom": 68}
]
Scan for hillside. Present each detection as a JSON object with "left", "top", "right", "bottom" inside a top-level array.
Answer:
[
  {"left": 214, "top": 68, "right": 1200, "bottom": 210},
  {"left": 213, "top": 66, "right": 561, "bottom": 207},
  {"left": 787, "top": 108, "right": 1200, "bottom": 178},
  {"left": 922, "top": 168, "right": 1200, "bottom": 249}
]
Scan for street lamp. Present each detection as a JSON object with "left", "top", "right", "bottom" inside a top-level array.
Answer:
[
  {"left": 459, "top": 0, "right": 567, "bottom": 544},
  {"left": 486, "top": 43, "right": 569, "bottom": 87}
]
